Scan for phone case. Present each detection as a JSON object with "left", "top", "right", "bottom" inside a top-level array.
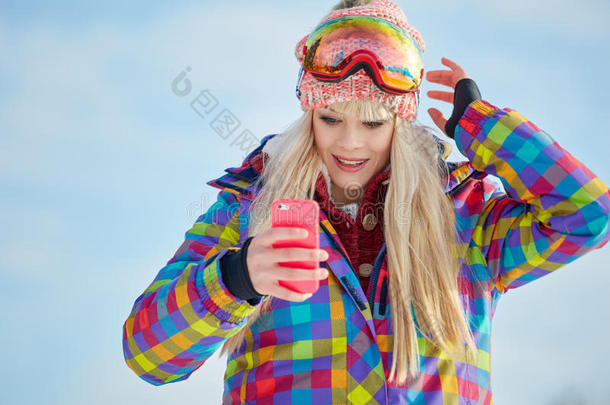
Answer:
[{"left": 271, "top": 198, "right": 321, "bottom": 294}]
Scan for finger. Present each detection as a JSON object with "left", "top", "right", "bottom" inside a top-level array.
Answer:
[
  {"left": 426, "top": 70, "right": 454, "bottom": 86},
  {"left": 441, "top": 57, "right": 460, "bottom": 70},
  {"left": 271, "top": 285, "right": 314, "bottom": 302},
  {"left": 271, "top": 247, "right": 328, "bottom": 263},
  {"left": 441, "top": 57, "right": 469, "bottom": 80},
  {"left": 427, "top": 108, "right": 447, "bottom": 135},
  {"left": 427, "top": 90, "right": 454, "bottom": 104},
  {"left": 272, "top": 266, "right": 329, "bottom": 281},
  {"left": 261, "top": 227, "right": 308, "bottom": 246}
]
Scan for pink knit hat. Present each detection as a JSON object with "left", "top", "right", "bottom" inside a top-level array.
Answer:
[{"left": 295, "top": 0, "right": 425, "bottom": 121}]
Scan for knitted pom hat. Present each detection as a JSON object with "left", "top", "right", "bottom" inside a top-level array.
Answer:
[{"left": 295, "top": 0, "right": 425, "bottom": 121}]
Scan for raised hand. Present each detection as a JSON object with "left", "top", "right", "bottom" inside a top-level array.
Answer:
[{"left": 425, "top": 57, "right": 471, "bottom": 138}]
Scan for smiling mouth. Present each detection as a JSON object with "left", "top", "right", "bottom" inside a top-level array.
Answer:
[
  {"left": 332, "top": 155, "right": 369, "bottom": 166},
  {"left": 332, "top": 155, "right": 369, "bottom": 171}
]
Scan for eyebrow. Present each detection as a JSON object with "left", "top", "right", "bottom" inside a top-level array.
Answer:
[{"left": 320, "top": 106, "right": 340, "bottom": 114}]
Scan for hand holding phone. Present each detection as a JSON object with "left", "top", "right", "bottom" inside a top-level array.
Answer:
[
  {"left": 271, "top": 198, "right": 323, "bottom": 294},
  {"left": 244, "top": 198, "right": 328, "bottom": 301}
]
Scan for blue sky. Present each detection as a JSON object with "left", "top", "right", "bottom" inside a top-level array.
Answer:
[{"left": 1, "top": 1, "right": 609, "bottom": 404}]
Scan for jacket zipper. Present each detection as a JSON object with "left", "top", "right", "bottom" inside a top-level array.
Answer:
[
  {"left": 367, "top": 245, "right": 387, "bottom": 314},
  {"left": 319, "top": 221, "right": 368, "bottom": 310}
]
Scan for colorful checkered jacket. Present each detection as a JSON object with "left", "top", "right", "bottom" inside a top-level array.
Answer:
[{"left": 122, "top": 99, "right": 610, "bottom": 404}]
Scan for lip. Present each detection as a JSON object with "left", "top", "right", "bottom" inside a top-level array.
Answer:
[
  {"left": 333, "top": 154, "right": 369, "bottom": 162},
  {"left": 332, "top": 154, "right": 368, "bottom": 172}
]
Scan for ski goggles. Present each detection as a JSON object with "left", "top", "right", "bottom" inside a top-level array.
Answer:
[{"left": 300, "top": 15, "right": 424, "bottom": 95}]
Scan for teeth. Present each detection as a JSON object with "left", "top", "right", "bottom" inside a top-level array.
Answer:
[{"left": 337, "top": 157, "right": 366, "bottom": 166}]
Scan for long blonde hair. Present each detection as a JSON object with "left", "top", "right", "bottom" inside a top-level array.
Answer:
[{"left": 219, "top": 99, "right": 477, "bottom": 384}]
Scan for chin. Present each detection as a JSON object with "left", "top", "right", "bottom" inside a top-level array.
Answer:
[{"left": 331, "top": 171, "right": 368, "bottom": 189}]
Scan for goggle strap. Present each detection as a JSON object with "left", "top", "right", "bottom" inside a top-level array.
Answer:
[{"left": 295, "top": 66, "right": 305, "bottom": 100}]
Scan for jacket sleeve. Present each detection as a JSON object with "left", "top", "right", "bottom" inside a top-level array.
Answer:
[
  {"left": 454, "top": 99, "right": 610, "bottom": 294},
  {"left": 122, "top": 189, "right": 258, "bottom": 385}
]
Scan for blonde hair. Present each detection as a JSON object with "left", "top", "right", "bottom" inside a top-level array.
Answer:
[{"left": 219, "top": 99, "right": 478, "bottom": 384}]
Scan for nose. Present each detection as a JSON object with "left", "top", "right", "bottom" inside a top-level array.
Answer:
[{"left": 336, "top": 124, "right": 364, "bottom": 150}]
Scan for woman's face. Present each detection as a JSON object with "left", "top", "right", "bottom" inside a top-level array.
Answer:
[{"left": 313, "top": 105, "right": 395, "bottom": 204}]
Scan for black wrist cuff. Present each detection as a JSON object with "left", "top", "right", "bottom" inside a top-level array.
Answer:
[
  {"left": 219, "top": 236, "right": 263, "bottom": 305},
  {"left": 445, "top": 78, "right": 481, "bottom": 139}
]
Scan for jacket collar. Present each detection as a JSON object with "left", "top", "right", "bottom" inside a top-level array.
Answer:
[{"left": 206, "top": 134, "right": 482, "bottom": 199}]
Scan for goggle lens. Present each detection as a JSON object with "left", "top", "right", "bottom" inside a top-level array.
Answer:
[{"left": 303, "top": 16, "right": 424, "bottom": 94}]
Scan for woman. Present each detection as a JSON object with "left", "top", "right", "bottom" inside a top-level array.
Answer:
[{"left": 122, "top": 0, "right": 610, "bottom": 403}]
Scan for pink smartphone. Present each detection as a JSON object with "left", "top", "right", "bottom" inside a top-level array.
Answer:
[{"left": 271, "top": 198, "right": 321, "bottom": 294}]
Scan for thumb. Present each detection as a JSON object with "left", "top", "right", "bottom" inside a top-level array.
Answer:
[{"left": 427, "top": 108, "right": 448, "bottom": 137}]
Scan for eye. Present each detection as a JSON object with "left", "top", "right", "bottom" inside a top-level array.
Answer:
[
  {"left": 364, "top": 121, "right": 385, "bottom": 128},
  {"left": 320, "top": 116, "right": 340, "bottom": 125}
]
